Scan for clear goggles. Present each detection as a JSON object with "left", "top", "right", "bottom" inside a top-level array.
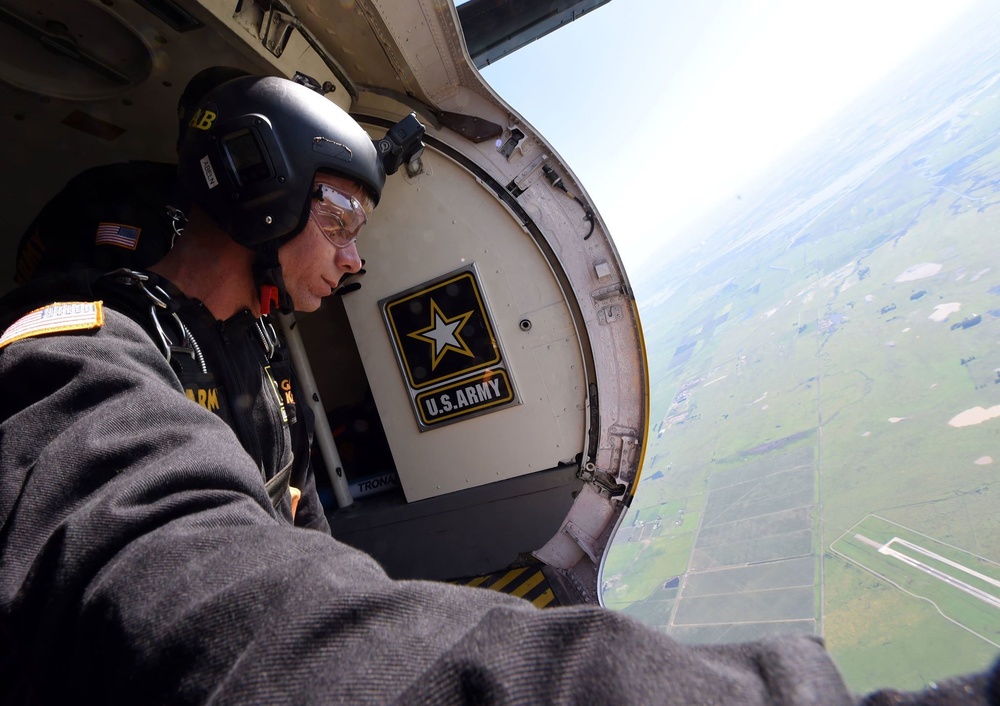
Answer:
[{"left": 309, "top": 183, "right": 369, "bottom": 249}]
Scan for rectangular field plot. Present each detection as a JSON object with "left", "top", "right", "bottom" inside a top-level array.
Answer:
[
  {"left": 682, "top": 556, "right": 815, "bottom": 597},
  {"left": 832, "top": 515, "right": 1000, "bottom": 645},
  {"left": 707, "top": 446, "right": 815, "bottom": 491},
  {"left": 691, "top": 529, "right": 813, "bottom": 570},
  {"left": 704, "top": 466, "right": 813, "bottom": 509},
  {"left": 668, "top": 620, "right": 816, "bottom": 645},
  {"left": 696, "top": 507, "right": 813, "bottom": 549},
  {"left": 620, "top": 598, "right": 675, "bottom": 628},
  {"left": 702, "top": 467, "right": 814, "bottom": 527},
  {"left": 673, "top": 585, "right": 814, "bottom": 625},
  {"left": 662, "top": 448, "right": 819, "bottom": 645}
]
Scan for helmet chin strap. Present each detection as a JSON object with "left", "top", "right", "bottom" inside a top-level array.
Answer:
[{"left": 253, "top": 240, "right": 294, "bottom": 316}]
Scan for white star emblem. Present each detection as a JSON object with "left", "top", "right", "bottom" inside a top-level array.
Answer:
[{"left": 408, "top": 299, "right": 475, "bottom": 370}]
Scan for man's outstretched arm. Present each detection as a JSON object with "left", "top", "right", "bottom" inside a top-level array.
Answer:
[{"left": 0, "top": 310, "right": 993, "bottom": 705}]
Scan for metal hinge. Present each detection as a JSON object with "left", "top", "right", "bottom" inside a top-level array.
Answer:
[
  {"left": 577, "top": 461, "right": 626, "bottom": 496},
  {"left": 232, "top": 2, "right": 295, "bottom": 58},
  {"left": 259, "top": 7, "right": 295, "bottom": 57}
]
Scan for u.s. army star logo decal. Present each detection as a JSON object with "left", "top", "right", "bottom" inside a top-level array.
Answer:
[
  {"left": 381, "top": 265, "right": 519, "bottom": 429},
  {"left": 407, "top": 299, "right": 475, "bottom": 370},
  {"left": 381, "top": 266, "right": 505, "bottom": 392}
]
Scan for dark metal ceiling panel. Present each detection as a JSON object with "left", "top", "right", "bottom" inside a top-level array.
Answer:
[{"left": 457, "top": 0, "right": 612, "bottom": 69}]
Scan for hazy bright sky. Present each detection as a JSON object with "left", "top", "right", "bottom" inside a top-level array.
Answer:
[{"left": 479, "top": 0, "right": 982, "bottom": 275}]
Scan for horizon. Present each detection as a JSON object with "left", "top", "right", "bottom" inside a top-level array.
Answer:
[{"left": 479, "top": 0, "right": 985, "bottom": 279}]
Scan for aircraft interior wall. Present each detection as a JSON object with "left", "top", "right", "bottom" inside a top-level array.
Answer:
[{"left": 0, "top": 0, "right": 640, "bottom": 592}]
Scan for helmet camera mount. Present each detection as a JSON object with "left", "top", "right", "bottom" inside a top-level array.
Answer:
[{"left": 375, "top": 113, "right": 425, "bottom": 177}]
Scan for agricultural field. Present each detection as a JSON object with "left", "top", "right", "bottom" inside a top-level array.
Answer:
[{"left": 605, "top": 4, "right": 1000, "bottom": 693}]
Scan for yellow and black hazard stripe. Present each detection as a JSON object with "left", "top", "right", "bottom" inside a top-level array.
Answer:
[{"left": 454, "top": 566, "right": 559, "bottom": 608}]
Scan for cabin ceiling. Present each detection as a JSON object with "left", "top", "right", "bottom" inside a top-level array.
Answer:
[
  {"left": 287, "top": 0, "right": 437, "bottom": 110},
  {"left": 0, "top": 0, "right": 614, "bottom": 266}
]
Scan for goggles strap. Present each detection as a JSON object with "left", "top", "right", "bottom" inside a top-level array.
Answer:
[{"left": 253, "top": 240, "right": 294, "bottom": 316}]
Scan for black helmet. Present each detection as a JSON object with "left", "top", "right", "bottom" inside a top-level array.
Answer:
[
  {"left": 176, "top": 66, "right": 250, "bottom": 138},
  {"left": 177, "top": 75, "right": 386, "bottom": 247}
]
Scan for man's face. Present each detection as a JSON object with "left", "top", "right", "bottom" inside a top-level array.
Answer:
[{"left": 278, "top": 173, "right": 368, "bottom": 312}]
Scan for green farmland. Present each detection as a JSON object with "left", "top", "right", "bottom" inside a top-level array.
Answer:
[{"left": 604, "top": 5, "right": 1000, "bottom": 693}]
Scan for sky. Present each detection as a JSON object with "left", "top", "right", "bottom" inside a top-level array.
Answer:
[{"left": 478, "top": 0, "right": 982, "bottom": 276}]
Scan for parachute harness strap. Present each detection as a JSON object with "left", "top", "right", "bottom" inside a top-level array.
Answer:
[
  {"left": 110, "top": 269, "right": 207, "bottom": 374},
  {"left": 255, "top": 318, "right": 279, "bottom": 360},
  {"left": 166, "top": 205, "right": 187, "bottom": 248}
]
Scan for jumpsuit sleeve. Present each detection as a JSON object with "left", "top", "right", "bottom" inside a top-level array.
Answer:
[{"left": 0, "top": 310, "right": 995, "bottom": 705}]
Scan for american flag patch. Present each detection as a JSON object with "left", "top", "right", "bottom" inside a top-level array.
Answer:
[
  {"left": 0, "top": 301, "right": 104, "bottom": 350},
  {"left": 95, "top": 222, "right": 140, "bottom": 250}
]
